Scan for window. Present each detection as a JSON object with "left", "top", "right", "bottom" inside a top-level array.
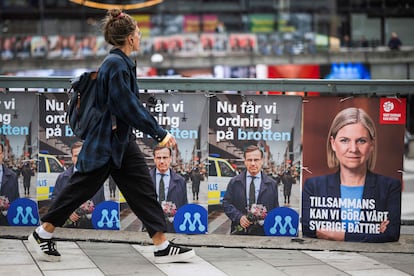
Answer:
[
  {"left": 38, "top": 156, "right": 46, "bottom": 173},
  {"left": 218, "top": 160, "right": 236, "bottom": 177},
  {"left": 208, "top": 159, "right": 217, "bottom": 177},
  {"left": 48, "top": 157, "right": 64, "bottom": 173}
]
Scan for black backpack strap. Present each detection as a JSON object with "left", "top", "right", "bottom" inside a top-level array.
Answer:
[{"left": 99, "top": 53, "right": 124, "bottom": 131}]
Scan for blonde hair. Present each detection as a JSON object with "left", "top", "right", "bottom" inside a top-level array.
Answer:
[
  {"left": 326, "top": 107, "right": 377, "bottom": 170},
  {"left": 102, "top": 9, "right": 137, "bottom": 46}
]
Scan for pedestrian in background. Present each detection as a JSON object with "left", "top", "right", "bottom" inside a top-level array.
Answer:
[
  {"left": 341, "top": 34, "right": 353, "bottom": 48},
  {"left": 388, "top": 32, "right": 402, "bottom": 50},
  {"left": 28, "top": 8, "right": 195, "bottom": 264},
  {"left": 21, "top": 161, "right": 34, "bottom": 197},
  {"left": 190, "top": 164, "right": 201, "bottom": 201},
  {"left": 281, "top": 169, "right": 295, "bottom": 206}
]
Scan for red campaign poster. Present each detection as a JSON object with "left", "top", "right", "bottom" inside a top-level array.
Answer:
[
  {"left": 121, "top": 93, "right": 209, "bottom": 233},
  {"left": 183, "top": 15, "right": 200, "bottom": 33},
  {"left": 302, "top": 96, "right": 405, "bottom": 243},
  {"left": 175, "top": 34, "right": 200, "bottom": 56},
  {"left": 202, "top": 14, "right": 218, "bottom": 33},
  {"left": 152, "top": 36, "right": 169, "bottom": 53},
  {"left": 38, "top": 93, "right": 119, "bottom": 230},
  {"left": 208, "top": 94, "right": 302, "bottom": 236},
  {"left": 379, "top": 97, "right": 406, "bottom": 125},
  {"left": 0, "top": 92, "right": 38, "bottom": 226},
  {"left": 229, "top": 34, "right": 257, "bottom": 53},
  {"left": 152, "top": 35, "right": 185, "bottom": 55},
  {"left": 200, "top": 33, "right": 228, "bottom": 55},
  {"left": 266, "top": 64, "right": 320, "bottom": 96}
]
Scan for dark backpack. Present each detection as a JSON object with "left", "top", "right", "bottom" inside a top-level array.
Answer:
[
  {"left": 67, "top": 70, "right": 100, "bottom": 140},
  {"left": 67, "top": 54, "right": 121, "bottom": 139}
]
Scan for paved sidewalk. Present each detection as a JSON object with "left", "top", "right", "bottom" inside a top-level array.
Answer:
[{"left": 1, "top": 226, "right": 413, "bottom": 275}]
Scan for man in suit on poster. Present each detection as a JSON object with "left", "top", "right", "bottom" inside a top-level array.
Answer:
[
  {"left": 223, "top": 145, "right": 279, "bottom": 235},
  {"left": 150, "top": 146, "right": 188, "bottom": 232},
  {"left": 52, "top": 141, "right": 105, "bottom": 228},
  {"left": 0, "top": 143, "right": 19, "bottom": 225}
]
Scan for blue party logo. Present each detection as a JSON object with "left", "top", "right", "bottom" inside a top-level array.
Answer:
[
  {"left": 92, "top": 201, "right": 120, "bottom": 230},
  {"left": 7, "top": 198, "right": 39, "bottom": 226},
  {"left": 174, "top": 204, "right": 207, "bottom": 234},
  {"left": 263, "top": 207, "right": 299, "bottom": 236}
]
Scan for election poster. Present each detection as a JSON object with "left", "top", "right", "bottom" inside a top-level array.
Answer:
[
  {"left": 302, "top": 96, "right": 405, "bottom": 242},
  {"left": 121, "top": 93, "right": 209, "bottom": 234},
  {"left": 208, "top": 94, "right": 302, "bottom": 236},
  {"left": 38, "top": 93, "right": 119, "bottom": 230},
  {"left": 0, "top": 92, "right": 39, "bottom": 226}
]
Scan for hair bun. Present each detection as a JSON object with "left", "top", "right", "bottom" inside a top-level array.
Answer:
[{"left": 108, "top": 8, "right": 122, "bottom": 19}]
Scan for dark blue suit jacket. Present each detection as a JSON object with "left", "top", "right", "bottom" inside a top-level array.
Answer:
[
  {"left": 0, "top": 164, "right": 19, "bottom": 225},
  {"left": 223, "top": 170, "right": 279, "bottom": 233},
  {"left": 150, "top": 168, "right": 188, "bottom": 232},
  {"left": 0, "top": 164, "right": 19, "bottom": 201},
  {"left": 150, "top": 168, "right": 188, "bottom": 208},
  {"left": 302, "top": 171, "right": 401, "bottom": 242},
  {"left": 52, "top": 165, "right": 105, "bottom": 205}
]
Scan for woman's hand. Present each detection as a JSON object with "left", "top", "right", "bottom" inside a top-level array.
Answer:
[
  {"left": 316, "top": 229, "right": 345, "bottom": 241},
  {"left": 380, "top": 220, "right": 390, "bottom": 233},
  {"left": 159, "top": 133, "right": 177, "bottom": 149},
  {"left": 164, "top": 134, "right": 177, "bottom": 149}
]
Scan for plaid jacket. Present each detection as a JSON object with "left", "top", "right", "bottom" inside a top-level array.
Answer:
[{"left": 76, "top": 48, "right": 167, "bottom": 173}]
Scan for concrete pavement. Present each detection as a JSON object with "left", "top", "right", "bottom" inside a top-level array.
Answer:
[{"left": 1, "top": 226, "right": 414, "bottom": 276}]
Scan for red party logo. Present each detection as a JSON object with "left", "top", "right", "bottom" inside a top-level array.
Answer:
[{"left": 379, "top": 98, "right": 406, "bottom": 124}]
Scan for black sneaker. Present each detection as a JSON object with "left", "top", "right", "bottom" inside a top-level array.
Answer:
[
  {"left": 28, "top": 231, "right": 61, "bottom": 262},
  {"left": 154, "top": 241, "right": 195, "bottom": 264}
]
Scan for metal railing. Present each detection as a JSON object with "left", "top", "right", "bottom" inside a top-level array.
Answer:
[
  {"left": 1, "top": 76, "right": 414, "bottom": 95},
  {"left": 2, "top": 76, "right": 411, "bottom": 133}
]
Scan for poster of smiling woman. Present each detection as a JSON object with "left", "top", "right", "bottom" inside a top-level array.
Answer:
[
  {"left": 301, "top": 96, "right": 405, "bottom": 242},
  {"left": 0, "top": 92, "right": 39, "bottom": 226}
]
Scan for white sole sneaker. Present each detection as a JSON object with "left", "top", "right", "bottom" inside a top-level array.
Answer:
[
  {"left": 28, "top": 232, "right": 61, "bottom": 262},
  {"left": 154, "top": 249, "right": 195, "bottom": 264}
]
